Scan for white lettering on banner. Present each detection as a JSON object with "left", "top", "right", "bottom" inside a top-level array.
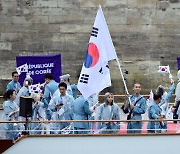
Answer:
[
  {"left": 28, "top": 63, "right": 54, "bottom": 69},
  {"left": 35, "top": 69, "right": 52, "bottom": 74},
  {"left": 28, "top": 69, "right": 52, "bottom": 75},
  {"left": 29, "top": 71, "right": 34, "bottom": 75}
]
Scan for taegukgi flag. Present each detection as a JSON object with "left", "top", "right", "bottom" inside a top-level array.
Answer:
[
  {"left": 158, "top": 65, "right": 170, "bottom": 73},
  {"left": 16, "top": 63, "right": 28, "bottom": 75},
  {"left": 77, "top": 5, "right": 117, "bottom": 99},
  {"left": 29, "top": 83, "right": 45, "bottom": 94}
]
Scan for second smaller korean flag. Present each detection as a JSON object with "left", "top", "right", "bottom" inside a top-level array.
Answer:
[
  {"left": 77, "top": 5, "right": 117, "bottom": 99},
  {"left": 16, "top": 63, "right": 28, "bottom": 75}
]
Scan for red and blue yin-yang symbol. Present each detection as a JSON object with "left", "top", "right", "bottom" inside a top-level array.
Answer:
[{"left": 84, "top": 43, "right": 99, "bottom": 68}]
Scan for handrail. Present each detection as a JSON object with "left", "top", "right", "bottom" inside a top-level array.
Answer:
[
  {"left": 0, "top": 94, "right": 177, "bottom": 98},
  {"left": 0, "top": 119, "right": 180, "bottom": 123}
]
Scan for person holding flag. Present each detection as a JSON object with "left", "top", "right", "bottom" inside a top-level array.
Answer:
[
  {"left": 6, "top": 71, "right": 21, "bottom": 94},
  {"left": 156, "top": 79, "right": 175, "bottom": 131},
  {"left": 157, "top": 65, "right": 175, "bottom": 128},
  {"left": 15, "top": 73, "right": 33, "bottom": 106},
  {"left": 122, "top": 83, "right": 146, "bottom": 133}
]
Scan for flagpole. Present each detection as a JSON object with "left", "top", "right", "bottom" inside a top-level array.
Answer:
[
  {"left": 168, "top": 65, "right": 173, "bottom": 83},
  {"left": 115, "top": 57, "right": 132, "bottom": 105},
  {"left": 115, "top": 57, "right": 129, "bottom": 94},
  {"left": 168, "top": 65, "right": 171, "bottom": 74}
]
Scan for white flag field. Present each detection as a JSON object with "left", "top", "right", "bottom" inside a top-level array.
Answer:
[{"left": 77, "top": 5, "right": 117, "bottom": 99}]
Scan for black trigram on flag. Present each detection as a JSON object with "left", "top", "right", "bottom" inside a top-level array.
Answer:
[
  {"left": 91, "top": 27, "right": 99, "bottom": 37},
  {"left": 99, "top": 64, "right": 109, "bottom": 74},
  {"left": 79, "top": 74, "right": 89, "bottom": 84}
]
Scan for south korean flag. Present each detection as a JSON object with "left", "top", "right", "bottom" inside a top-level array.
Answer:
[
  {"left": 158, "top": 65, "right": 170, "bottom": 74},
  {"left": 29, "top": 83, "right": 45, "bottom": 94},
  {"left": 77, "top": 5, "right": 117, "bottom": 99},
  {"left": 29, "top": 84, "right": 40, "bottom": 94},
  {"left": 16, "top": 63, "right": 28, "bottom": 75}
]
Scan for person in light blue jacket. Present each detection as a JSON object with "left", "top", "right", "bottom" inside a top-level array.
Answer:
[
  {"left": 73, "top": 95, "right": 92, "bottom": 134},
  {"left": 44, "top": 73, "right": 58, "bottom": 120},
  {"left": 70, "top": 84, "right": 78, "bottom": 99},
  {"left": 87, "top": 93, "right": 99, "bottom": 132},
  {"left": 55, "top": 74, "right": 78, "bottom": 99},
  {"left": 14, "top": 73, "right": 33, "bottom": 106},
  {"left": 30, "top": 93, "right": 46, "bottom": 135},
  {"left": 49, "top": 82, "right": 74, "bottom": 134},
  {"left": 13, "top": 74, "right": 33, "bottom": 133},
  {"left": 97, "top": 92, "right": 120, "bottom": 134},
  {"left": 172, "top": 70, "right": 180, "bottom": 122},
  {"left": 158, "top": 80, "right": 175, "bottom": 112},
  {"left": 3, "top": 90, "right": 20, "bottom": 140},
  {"left": 157, "top": 80, "right": 175, "bottom": 131},
  {"left": 147, "top": 93, "right": 164, "bottom": 133},
  {"left": 122, "top": 83, "right": 146, "bottom": 133},
  {"left": 6, "top": 71, "right": 21, "bottom": 94}
]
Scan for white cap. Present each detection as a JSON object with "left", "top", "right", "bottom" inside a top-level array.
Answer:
[{"left": 60, "top": 74, "right": 70, "bottom": 82}]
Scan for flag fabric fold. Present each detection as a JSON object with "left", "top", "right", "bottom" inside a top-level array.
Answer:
[{"left": 77, "top": 5, "right": 117, "bottom": 99}]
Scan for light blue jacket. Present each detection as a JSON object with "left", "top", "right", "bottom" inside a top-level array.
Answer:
[
  {"left": 53, "top": 84, "right": 78, "bottom": 99},
  {"left": 70, "top": 84, "right": 78, "bottom": 99},
  {"left": 97, "top": 103, "right": 120, "bottom": 134},
  {"left": 15, "top": 86, "right": 29, "bottom": 106},
  {"left": 3, "top": 99, "right": 20, "bottom": 140},
  {"left": 6, "top": 80, "right": 21, "bottom": 94},
  {"left": 50, "top": 94, "right": 74, "bottom": 119},
  {"left": 49, "top": 94, "right": 74, "bottom": 132},
  {"left": 147, "top": 102, "right": 162, "bottom": 133},
  {"left": 31, "top": 101, "right": 45, "bottom": 134},
  {"left": 44, "top": 80, "right": 58, "bottom": 104},
  {"left": 127, "top": 94, "right": 146, "bottom": 133},
  {"left": 87, "top": 93, "right": 98, "bottom": 108},
  {"left": 159, "top": 83, "right": 175, "bottom": 115},
  {"left": 73, "top": 96, "right": 92, "bottom": 129},
  {"left": 66, "top": 84, "right": 73, "bottom": 97}
]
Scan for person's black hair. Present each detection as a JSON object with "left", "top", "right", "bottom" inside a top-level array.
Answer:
[
  {"left": 156, "top": 86, "right": 164, "bottom": 97},
  {"left": 44, "top": 73, "right": 53, "bottom": 80},
  {"left": 58, "top": 82, "right": 67, "bottom": 89},
  {"left": 12, "top": 71, "right": 18, "bottom": 77},
  {"left": 4, "top": 90, "right": 15, "bottom": 100},
  {"left": 153, "top": 93, "right": 162, "bottom": 100}
]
